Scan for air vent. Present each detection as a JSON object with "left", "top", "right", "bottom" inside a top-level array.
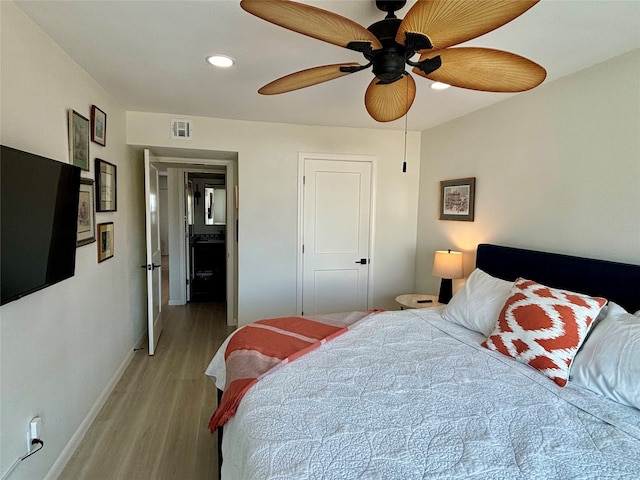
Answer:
[{"left": 171, "top": 119, "right": 192, "bottom": 140}]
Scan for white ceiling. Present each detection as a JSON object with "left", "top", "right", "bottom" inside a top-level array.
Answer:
[{"left": 16, "top": 0, "right": 640, "bottom": 132}]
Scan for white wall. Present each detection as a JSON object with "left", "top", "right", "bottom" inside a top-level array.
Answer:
[
  {"left": 127, "top": 114, "right": 422, "bottom": 325},
  {"left": 0, "top": 3, "right": 147, "bottom": 479},
  {"left": 416, "top": 49, "right": 640, "bottom": 296}
]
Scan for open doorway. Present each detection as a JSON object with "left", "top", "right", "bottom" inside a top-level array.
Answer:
[
  {"left": 149, "top": 148, "right": 238, "bottom": 326},
  {"left": 186, "top": 172, "right": 227, "bottom": 303}
]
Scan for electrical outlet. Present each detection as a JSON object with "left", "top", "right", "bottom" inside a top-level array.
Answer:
[
  {"left": 30, "top": 417, "right": 41, "bottom": 440},
  {"left": 27, "top": 416, "right": 42, "bottom": 451}
]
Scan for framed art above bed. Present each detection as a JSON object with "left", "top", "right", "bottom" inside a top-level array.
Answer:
[{"left": 439, "top": 177, "right": 475, "bottom": 221}]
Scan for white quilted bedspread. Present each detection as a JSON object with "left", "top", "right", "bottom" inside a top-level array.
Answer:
[{"left": 208, "top": 308, "right": 640, "bottom": 480}]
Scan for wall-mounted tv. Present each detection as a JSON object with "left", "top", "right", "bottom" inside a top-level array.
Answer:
[{"left": 1, "top": 145, "right": 81, "bottom": 306}]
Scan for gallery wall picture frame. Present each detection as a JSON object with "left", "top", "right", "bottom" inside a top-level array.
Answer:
[
  {"left": 97, "top": 222, "right": 114, "bottom": 263},
  {"left": 95, "top": 158, "right": 117, "bottom": 212},
  {"left": 439, "top": 177, "right": 476, "bottom": 221},
  {"left": 77, "top": 178, "right": 96, "bottom": 247},
  {"left": 91, "top": 105, "right": 107, "bottom": 146},
  {"left": 68, "top": 109, "right": 90, "bottom": 170}
]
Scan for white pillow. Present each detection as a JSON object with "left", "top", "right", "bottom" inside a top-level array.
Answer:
[
  {"left": 442, "top": 268, "right": 514, "bottom": 336},
  {"left": 570, "top": 302, "right": 640, "bottom": 409}
]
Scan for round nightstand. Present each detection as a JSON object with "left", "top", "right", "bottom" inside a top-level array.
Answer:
[{"left": 395, "top": 294, "right": 444, "bottom": 310}]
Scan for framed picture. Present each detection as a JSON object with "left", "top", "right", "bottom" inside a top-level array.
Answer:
[
  {"left": 68, "top": 110, "right": 90, "bottom": 170},
  {"left": 97, "top": 222, "right": 114, "bottom": 262},
  {"left": 95, "top": 158, "right": 117, "bottom": 212},
  {"left": 439, "top": 177, "right": 476, "bottom": 221},
  {"left": 91, "top": 105, "right": 107, "bottom": 146},
  {"left": 77, "top": 178, "right": 96, "bottom": 247}
]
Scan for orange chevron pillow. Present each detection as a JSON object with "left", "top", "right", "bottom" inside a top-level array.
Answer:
[{"left": 482, "top": 278, "right": 607, "bottom": 386}]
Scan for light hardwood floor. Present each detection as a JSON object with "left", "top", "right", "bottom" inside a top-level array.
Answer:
[{"left": 59, "top": 258, "right": 234, "bottom": 480}]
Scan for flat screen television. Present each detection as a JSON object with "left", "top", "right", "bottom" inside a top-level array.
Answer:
[{"left": 1, "top": 145, "right": 81, "bottom": 306}]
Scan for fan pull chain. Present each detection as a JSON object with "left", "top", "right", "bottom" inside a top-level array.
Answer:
[
  {"left": 402, "top": 77, "right": 409, "bottom": 173},
  {"left": 402, "top": 124, "right": 407, "bottom": 173}
]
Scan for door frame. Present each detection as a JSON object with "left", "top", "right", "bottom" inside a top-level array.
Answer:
[
  {"left": 150, "top": 155, "right": 238, "bottom": 326},
  {"left": 296, "top": 152, "right": 377, "bottom": 315}
]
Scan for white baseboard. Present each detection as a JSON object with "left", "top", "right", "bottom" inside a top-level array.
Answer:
[{"left": 44, "top": 332, "right": 145, "bottom": 480}]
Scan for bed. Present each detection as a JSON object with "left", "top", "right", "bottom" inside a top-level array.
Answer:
[{"left": 206, "top": 244, "right": 640, "bottom": 479}]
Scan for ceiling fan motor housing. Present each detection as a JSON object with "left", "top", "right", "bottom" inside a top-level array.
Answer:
[
  {"left": 371, "top": 47, "right": 407, "bottom": 83},
  {"left": 368, "top": 17, "right": 407, "bottom": 84}
]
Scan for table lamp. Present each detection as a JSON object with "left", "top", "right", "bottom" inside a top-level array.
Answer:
[{"left": 432, "top": 249, "right": 463, "bottom": 304}]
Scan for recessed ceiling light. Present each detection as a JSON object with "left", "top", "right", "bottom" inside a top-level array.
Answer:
[
  {"left": 430, "top": 82, "right": 451, "bottom": 90},
  {"left": 206, "top": 55, "right": 235, "bottom": 68}
]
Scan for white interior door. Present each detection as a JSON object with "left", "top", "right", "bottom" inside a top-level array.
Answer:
[
  {"left": 144, "top": 149, "right": 163, "bottom": 355},
  {"left": 302, "top": 158, "right": 372, "bottom": 314}
]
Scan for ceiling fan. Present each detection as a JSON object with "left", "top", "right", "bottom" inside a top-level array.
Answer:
[{"left": 240, "top": 0, "right": 547, "bottom": 122}]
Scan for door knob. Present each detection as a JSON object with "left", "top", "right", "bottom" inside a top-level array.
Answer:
[
  {"left": 140, "top": 263, "right": 161, "bottom": 270},
  {"left": 355, "top": 258, "right": 368, "bottom": 265}
]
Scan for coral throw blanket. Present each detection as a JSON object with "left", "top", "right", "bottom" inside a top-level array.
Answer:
[{"left": 209, "top": 316, "right": 361, "bottom": 431}]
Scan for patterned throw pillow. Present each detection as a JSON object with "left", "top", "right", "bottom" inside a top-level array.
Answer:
[{"left": 482, "top": 278, "right": 607, "bottom": 386}]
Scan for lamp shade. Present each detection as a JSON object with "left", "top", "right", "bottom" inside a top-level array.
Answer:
[{"left": 432, "top": 250, "right": 463, "bottom": 279}]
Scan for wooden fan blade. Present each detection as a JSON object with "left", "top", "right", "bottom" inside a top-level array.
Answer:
[
  {"left": 397, "top": 0, "right": 539, "bottom": 51},
  {"left": 365, "top": 74, "right": 416, "bottom": 122},
  {"left": 258, "top": 63, "right": 362, "bottom": 95},
  {"left": 241, "top": 0, "right": 382, "bottom": 51},
  {"left": 413, "top": 48, "right": 546, "bottom": 92}
]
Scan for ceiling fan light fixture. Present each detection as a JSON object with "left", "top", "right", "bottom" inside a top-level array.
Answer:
[
  {"left": 206, "top": 54, "right": 235, "bottom": 68},
  {"left": 431, "top": 82, "right": 450, "bottom": 90}
]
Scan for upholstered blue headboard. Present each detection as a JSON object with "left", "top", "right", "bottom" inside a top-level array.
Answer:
[{"left": 476, "top": 244, "right": 640, "bottom": 313}]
